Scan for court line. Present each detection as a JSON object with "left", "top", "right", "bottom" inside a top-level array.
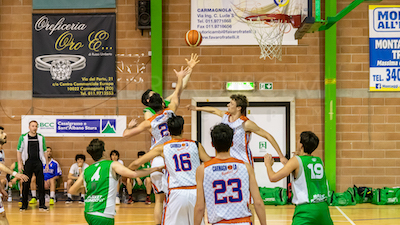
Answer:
[{"left": 335, "top": 206, "right": 356, "bottom": 225}]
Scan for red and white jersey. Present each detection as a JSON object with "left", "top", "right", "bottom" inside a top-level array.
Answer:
[
  {"left": 148, "top": 108, "right": 174, "bottom": 149},
  {"left": 163, "top": 139, "right": 200, "bottom": 190},
  {"left": 203, "top": 157, "right": 252, "bottom": 224},
  {"left": 221, "top": 113, "right": 253, "bottom": 166}
]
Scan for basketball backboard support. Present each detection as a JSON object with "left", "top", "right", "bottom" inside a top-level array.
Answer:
[{"left": 295, "top": 0, "right": 382, "bottom": 39}]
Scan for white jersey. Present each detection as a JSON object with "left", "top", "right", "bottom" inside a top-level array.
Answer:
[
  {"left": 163, "top": 139, "right": 200, "bottom": 189},
  {"left": 69, "top": 162, "right": 90, "bottom": 178},
  {"left": 149, "top": 108, "right": 174, "bottom": 149},
  {"left": 203, "top": 157, "right": 252, "bottom": 224},
  {"left": 221, "top": 113, "right": 253, "bottom": 166}
]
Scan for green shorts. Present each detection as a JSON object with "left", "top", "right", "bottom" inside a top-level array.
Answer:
[
  {"left": 132, "top": 178, "right": 147, "bottom": 190},
  {"left": 292, "top": 202, "right": 333, "bottom": 225},
  {"left": 84, "top": 213, "right": 114, "bottom": 225}
]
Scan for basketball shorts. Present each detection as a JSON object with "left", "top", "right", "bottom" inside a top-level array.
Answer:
[
  {"left": 162, "top": 189, "right": 203, "bottom": 225},
  {"left": 151, "top": 156, "right": 167, "bottom": 194},
  {"left": 84, "top": 213, "right": 114, "bottom": 225},
  {"left": 292, "top": 202, "right": 333, "bottom": 225},
  {"left": 132, "top": 177, "right": 149, "bottom": 190}
]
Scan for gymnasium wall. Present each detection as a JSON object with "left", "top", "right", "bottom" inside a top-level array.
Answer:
[{"left": 0, "top": 0, "right": 399, "bottom": 192}]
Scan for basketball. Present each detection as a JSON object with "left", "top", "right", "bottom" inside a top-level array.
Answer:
[{"left": 185, "top": 30, "right": 202, "bottom": 47}]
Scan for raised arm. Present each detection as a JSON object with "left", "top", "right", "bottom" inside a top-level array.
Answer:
[
  {"left": 186, "top": 105, "right": 226, "bottom": 117},
  {"left": 168, "top": 66, "right": 191, "bottom": 113},
  {"left": 165, "top": 53, "right": 200, "bottom": 102},
  {"left": 244, "top": 120, "right": 288, "bottom": 165},
  {"left": 123, "top": 119, "right": 151, "bottom": 138},
  {"left": 128, "top": 145, "right": 163, "bottom": 170},
  {"left": 197, "top": 142, "right": 211, "bottom": 162},
  {"left": 246, "top": 163, "right": 267, "bottom": 225},
  {"left": 194, "top": 165, "right": 205, "bottom": 225},
  {"left": 112, "top": 161, "right": 162, "bottom": 178},
  {"left": 264, "top": 153, "right": 299, "bottom": 182}
]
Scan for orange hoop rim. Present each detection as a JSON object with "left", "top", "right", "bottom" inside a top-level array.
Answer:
[{"left": 245, "top": 14, "right": 301, "bottom": 28}]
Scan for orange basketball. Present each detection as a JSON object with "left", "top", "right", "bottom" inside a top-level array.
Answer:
[{"left": 185, "top": 30, "right": 202, "bottom": 47}]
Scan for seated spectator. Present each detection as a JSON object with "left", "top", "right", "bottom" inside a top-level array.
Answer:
[
  {"left": 110, "top": 150, "right": 126, "bottom": 204},
  {"left": 126, "top": 151, "right": 152, "bottom": 204},
  {"left": 6, "top": 161, "right": 22, "bottom": 204},
  {"left": 66, "top": 154, "right": 89, "bottom": 203},
  {"left": 31, "top": 147, "right": 62, "bottom": 205}
]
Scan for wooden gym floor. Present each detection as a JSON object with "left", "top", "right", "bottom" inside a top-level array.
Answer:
[{"left": 4, "top": 201, "right": 400, "bottom": 224}]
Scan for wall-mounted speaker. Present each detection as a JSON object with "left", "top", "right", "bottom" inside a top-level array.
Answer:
[{"left": 137, "top": 0, "right": 151, "bottom": 30}]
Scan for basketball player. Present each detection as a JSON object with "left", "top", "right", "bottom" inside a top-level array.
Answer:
[
  {"left": 187, "top": 94, "right": 287, "bottom": 166},
  {"left": 264, "top": 131, "right": 333, "bottom": 225},
  {"left": 0, "top": 126, "right": 29, "bottom": 224},
  {"left": 194, "top": 124, "right": 266, "bottom": 225},
  {"left": 69, "top": 139, "right": 163, "bottom": 225},
  {"left": 129, "top": 115, "right": 211, "bottom": 225},
  {"left": 124, "top": 66, "right": 190, "bottom": 225}
]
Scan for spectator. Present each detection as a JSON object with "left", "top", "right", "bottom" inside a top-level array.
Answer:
[
  {"left": 110, "top": 150, "right": 125, "bottom": 204},
  {"left": 126, "top": 151, "right": 152, "bottom": 204},
  {"left": 66, "top": 154, "right": 89, "bottom": 203},
  {"left": 7, "top": 161, "right": 23, "bottom": 204}
]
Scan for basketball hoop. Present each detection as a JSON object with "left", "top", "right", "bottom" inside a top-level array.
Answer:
[
  {"left": 231, "top": 0, "right": 303, "bottom": 61},
  {"left": 244, "top": 14, "right": 300, "bottom": 61}
]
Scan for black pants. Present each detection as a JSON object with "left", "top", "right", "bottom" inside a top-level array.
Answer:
[{"left": 22, "top": 160, "right": 45, "bottom": 208}]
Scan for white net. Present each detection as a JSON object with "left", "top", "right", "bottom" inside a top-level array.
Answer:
[
  {"left": 245, "top": 16, "right": 288, "bottom": 61},
  {"left": 231, "top": 0, "right": 303, "bottom": 61}
]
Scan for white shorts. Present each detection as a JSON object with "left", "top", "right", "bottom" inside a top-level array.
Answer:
[
  {"left": 151, "top": 156, "right": 167, "bottom": 194},
  {"left": 162, "top": 189, "right": 203, "bottom": 225}
]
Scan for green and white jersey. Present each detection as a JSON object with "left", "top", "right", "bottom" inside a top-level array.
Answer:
[
  {"left": 84, "top": 160, "right": 119, "bottom": 218},
  {"left": 292, "top": 156, "right": 329, "bottom": 205}
]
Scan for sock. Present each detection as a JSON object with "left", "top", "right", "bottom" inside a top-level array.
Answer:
[
  {"left": 147, "top": 194, "right": 150, "bottom": 197},
  {"left": 50, "top": 191, "right": 55, "bottom": 199},
  {"left": 8, "top": 188, "right": 12, "bottom": 196},
  {"left": 67, "top": 193, "right": 72, "bottom": 198},
  {"left": 31, "top": 190, "right": 36, "bottom": 198},
  {"left": 129, "top": 194, "right": 132, "bottom": 197}
]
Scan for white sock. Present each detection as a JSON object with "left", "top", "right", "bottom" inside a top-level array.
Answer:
[
  {"left": 31, "top": 190, "right": 36, "bottom": 198},
  {"left": 81, "top": 193, "right": 85, "bottom": 198},
  {"left": 8, "top": 189, "right": 12, "bottom": 196},
  {"left": 50, "top": 191, "right": 55, "bottom": 198},
  {"left": 67, "top": 193, "right": 72, "bottom": 198}
]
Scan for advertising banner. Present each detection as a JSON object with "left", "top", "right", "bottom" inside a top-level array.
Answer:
[
  {"left": 21, "top": 115, "right": 126, "bottom": 137},
  {"left": 191, "top": 0, "right": 298, "bottom": 45},
  {"left": 369, "top": 6, "right": 400, "bottom": 91},
  {"left": 33, "top": 0, "right": 116, "bottom": 9},
  {"left": 32, "top": 14, "right": 116, "bottom": 97}
]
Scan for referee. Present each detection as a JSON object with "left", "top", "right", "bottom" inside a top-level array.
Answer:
[{"left": 17, "top": 120, "right": 48, "bottom": 211}]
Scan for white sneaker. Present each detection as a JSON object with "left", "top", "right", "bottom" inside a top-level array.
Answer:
[
  {"left": 116, "top": 196, "right": 120, "bottom": 205},
  {"left": 7, "top": 196, "right": 12, "bottom": 202}
]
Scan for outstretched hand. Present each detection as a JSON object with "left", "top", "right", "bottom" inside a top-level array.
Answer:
[
  {"left": 127, "top": 119, "right": 138, "bottom": 129},
  {"left": 185, "top": 53, "right": 200, "bottom": 68},
  {"left": 186, "top": 104, "right": 196, "bottom": 111},
  {"left": 174, "top": 66, "right": 191, "bottom": 79},
  {"left": 15, "top": 173, "right": 29, "bottom": 182},
  {"left": 264, "top": 153, "right": 274, "bottom": 167}
]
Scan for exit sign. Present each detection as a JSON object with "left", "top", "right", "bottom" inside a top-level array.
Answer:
[{"left": 259, "top": 82, "right": 273, "bottom": 90}]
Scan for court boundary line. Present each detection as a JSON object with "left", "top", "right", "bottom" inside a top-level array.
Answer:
[{"left": 336, "top": 206, "right": 356, "bottom": 225}]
